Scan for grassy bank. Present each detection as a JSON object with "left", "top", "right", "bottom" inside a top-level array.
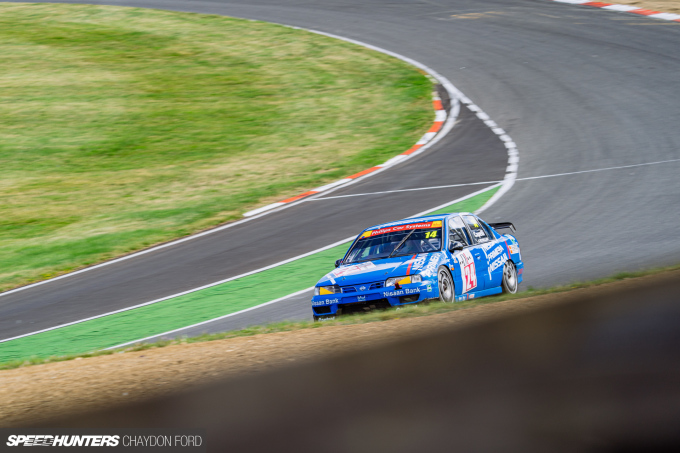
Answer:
[{"left": 0, "top": 3, "right": 433, "bottom": 291}]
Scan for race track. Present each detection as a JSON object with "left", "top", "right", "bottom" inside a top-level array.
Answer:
[{"left": 1, "top": 0, "right": 679, "bottom": 341}]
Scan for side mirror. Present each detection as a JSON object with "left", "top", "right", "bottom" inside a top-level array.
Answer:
[
  {"left": 449, "top": 241, "right": 464, "bottom": 252},
  {"left": 335, "top": 259, "right": 343, "bottom": 268}
]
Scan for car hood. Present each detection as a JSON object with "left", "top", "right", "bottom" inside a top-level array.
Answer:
[{"left": 317, "top": 254, "right": 433, "bottom": 287}]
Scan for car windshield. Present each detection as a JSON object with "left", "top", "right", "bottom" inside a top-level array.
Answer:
[{"left": 345, "top": 226, "right": 442, "bottom": 264}]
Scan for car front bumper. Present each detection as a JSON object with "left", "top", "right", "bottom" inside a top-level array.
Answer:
[{"left": 311, "top": 281, "right": 437, "bottom": 317}]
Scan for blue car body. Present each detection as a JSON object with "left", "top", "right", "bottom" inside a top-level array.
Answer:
[{"left": 311, "top": 212, "right": 524, "bottom": 319}]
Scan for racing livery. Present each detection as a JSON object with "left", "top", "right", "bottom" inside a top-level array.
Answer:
[{"left": 311, "top": 213, "right": 524, "bottom": 320}]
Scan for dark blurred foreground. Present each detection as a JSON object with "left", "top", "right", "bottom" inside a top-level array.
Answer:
[{"left": 47, "top": 273, "right": 680, "bottom": 452}]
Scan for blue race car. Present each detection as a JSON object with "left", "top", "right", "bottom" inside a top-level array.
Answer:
[{"left": 311, "top": 212, "right": 524, "bottom": 320}]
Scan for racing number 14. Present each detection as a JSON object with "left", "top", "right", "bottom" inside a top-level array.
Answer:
[{"left": 425, "top": 231, "right": 438, "bottom": 238}]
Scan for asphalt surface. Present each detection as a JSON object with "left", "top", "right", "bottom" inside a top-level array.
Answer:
[{"left": 1, "top": 0, "right": 679, "bottom": 341}]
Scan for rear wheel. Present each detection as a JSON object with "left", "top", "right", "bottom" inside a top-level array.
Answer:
[
  {"left": 437, "top": 266, "right": 455, "bottom": 303},
  {"left": 501, "top": 261, "right": 518, "bottom": 294}
]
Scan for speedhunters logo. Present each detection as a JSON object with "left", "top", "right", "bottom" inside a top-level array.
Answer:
[
  {"left": 1, "top": 430, "right": 205, "bottom": 451},
  {"left": 6, "top": 436, "right": 119, "bottom": 447}
]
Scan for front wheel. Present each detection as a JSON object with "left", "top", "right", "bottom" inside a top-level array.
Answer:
[
  {"left": 501, "top": 261, "right": 518, "bottom": 294},
  {"left": 437, "top": 266, "right": 455, "bottom": 303}
]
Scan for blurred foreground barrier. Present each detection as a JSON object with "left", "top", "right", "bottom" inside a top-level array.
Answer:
[{"left": 48, "top": 274, "right": 680, "bottom": 452}]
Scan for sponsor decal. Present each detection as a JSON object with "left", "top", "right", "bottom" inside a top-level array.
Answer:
[
  {"left": 469, "top": 293, "right": 475, "bottom": 299},
  {"left": 331, "top": 261, "right": 376, "bottom": 277},
  {"left": 487, "top": 245, "right": 504, "bottom": 261},
  {"left": 312, "top": 298, "right": 339, "bottom": 306},
  {"left": 427, "top": 284, "right": 432, "bottom": 292},
  {"left": 518, "top": 268, "right": 524, "bottom": 275},
  {"left": 458, "top": 250, "right": 477, "bottom": 294},
  {"left": 360, "top": 221, "right": 442, "bottom": 238},
  {"left": 489, "top": 253, "right": 509, "bottom": 273},
  {"left": 318, "top": 316, "right": 336, "bottom": 322},
  {"left": 455, "top": 295, "right": 468, "bottom": 302},
  {"left": 508, "top": 244, "right": 520, "bottom": 255},
  {"left": 383, "top": 288, "right": 421, "bottom": 298},
  {"left": 411, "top": 254, "right": 428, "bottom": 271},
  {"left": 420, "top": 254, "right": 440, "bottom": 276},
  {"left": 473, "top": 230, "right": 485, "bottom": 238},
  {"left": 357, "top": 295, "right": 366, "bottom": 302},
  {"left": 481, "top": 242, "right": 496, "bottom": 252}
]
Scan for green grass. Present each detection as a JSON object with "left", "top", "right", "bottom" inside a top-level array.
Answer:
[
  {"left": 0, "top": 3, "right": 434, "bottom": 291},
  {"left": 0, "top": 187, "right": 500, "bottom": 363},
  {"left": 2, "top": 262, "right": 678, "bottom": 372}
]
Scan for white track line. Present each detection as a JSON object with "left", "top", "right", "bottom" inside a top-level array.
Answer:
[
  {"left": 516, "top": 158, "right": 680, "bottom": 181},
  {"left": 307, "top": 158, "right": 680, "bottom": 202},
  {"left": 106, "top": 287, "right": 316, "bottom": 349},
  {"left": 309, "top": 180, "right": 503, "bottom": 201},
  {"left": 105, "top": 184, "right": 501, "bottom": 349}
]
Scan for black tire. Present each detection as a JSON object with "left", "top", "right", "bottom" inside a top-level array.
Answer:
[
  {"left": 501, "top": 261, "right": 518, "bottom": 294},
  {"left": 437, "top": 266, "right": 455, "bottom": 303}
]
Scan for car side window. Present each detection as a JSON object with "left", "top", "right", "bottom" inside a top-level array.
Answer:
[
  {"left": 448, "top": 216, "right": 471, "bottom": 246},
  {"left": 480, "top": 220, "right": 498, "bottom": 239},
  {"left": 463, "top": 215, "right": 490, "bottom": 244}
]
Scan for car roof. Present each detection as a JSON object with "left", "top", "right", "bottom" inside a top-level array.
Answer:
[{"left": 363, "top": 212, "right": 474, "bottom": 232}]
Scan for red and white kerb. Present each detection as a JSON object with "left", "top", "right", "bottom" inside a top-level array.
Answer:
[
  {"left": 243, "top": 90, "right": 448, "bottom": 217},
  {"left": 552, "top": 0, "right": 680, "bottom": 21}
]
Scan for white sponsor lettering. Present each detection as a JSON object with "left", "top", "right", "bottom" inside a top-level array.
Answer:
[
  {"left": 383, "top": 288, "right": 421, "bottom": 298},
  {"left": 411, "top": 254, "right": 428, "bottom": 271},
  {"left": 489, "top": 253, "right": 508, "bottom": 273},
  {"left": 481, "top": 242, "right": 496, "bottom": 252},
  {"left": 487, "top": 246, "right": 503, "bottom": 261},
  {"left": 424, "top": 254, "right": 439, "bottom": 275},
  {"left": 312, "top": 298, "right": 339, "bottom": 306}
]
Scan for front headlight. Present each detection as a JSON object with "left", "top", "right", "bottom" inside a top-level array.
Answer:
[
  {"left": 385, "top": 274, "right": 422, "bottom": 287},
  {"left": 314, "top": 285, "right": 341, "bottom": 296}
]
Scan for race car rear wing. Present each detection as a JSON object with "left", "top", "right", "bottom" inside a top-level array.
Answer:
[{"left": 488, "top": 222, "right": 516, "bottom": 233}]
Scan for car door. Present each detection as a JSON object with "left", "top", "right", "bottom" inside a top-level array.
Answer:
[
  {"left": 463, "top": 214, "right": 511, "bottom": 290},
  {"left": 447, "top": 215, "right": 485, "bottom": 295},
  {"left": 461, "top": 215, "right": 496, "bottom": 290}
]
